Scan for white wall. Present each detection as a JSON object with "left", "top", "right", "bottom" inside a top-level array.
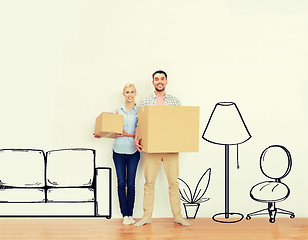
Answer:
[{"left": 0, "top": 0, "right": 307, "bottom": 218}]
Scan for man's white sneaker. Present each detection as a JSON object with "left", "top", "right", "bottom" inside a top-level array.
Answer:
[
  {"left": 174, "top": 217, "right": 190, "bottom": 226},
  {"left": 134, "top": 218, "right": 152, "bottom": 227}
]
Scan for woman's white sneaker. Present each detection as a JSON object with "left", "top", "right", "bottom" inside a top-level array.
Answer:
[
  {"left": 128, "top": 216, "right": 136, "bottom": 224},
  {"left": 123, "top": 216, "right": 131, "bottom": 225}
]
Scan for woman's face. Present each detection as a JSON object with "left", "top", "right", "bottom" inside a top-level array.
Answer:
[{"left": 123, "top": 86, "right": 136, "bottom": 103}]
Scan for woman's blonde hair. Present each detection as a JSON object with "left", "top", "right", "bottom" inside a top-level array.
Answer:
[{"left": 123, "top": 83, "right": 136, "bottom": 94}]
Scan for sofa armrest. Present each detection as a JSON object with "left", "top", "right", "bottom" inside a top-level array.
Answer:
[{"left": 95, "top": 167, "right": 112, "bottom": 218}]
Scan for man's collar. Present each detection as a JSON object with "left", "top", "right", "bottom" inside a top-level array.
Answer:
[{"left": 153, "top": 91, "right": 167, "bottom": 98}]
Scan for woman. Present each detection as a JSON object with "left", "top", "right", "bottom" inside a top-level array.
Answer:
[
  {"left": 96, "top": 83, "right": 140, "bottom": 225},
  {"left": 113, "top": 83, "right": 140, "bottom": 225}
]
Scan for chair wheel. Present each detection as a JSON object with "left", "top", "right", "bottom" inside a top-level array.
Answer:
[
  {"left": 290, "top": 214, "right": 295, "bottom": 219},
  {"left": 246, "top": 215, "right": 251, "bottom": 220},
  {"left": 269, "top": 218, "right": 275, "bottom": 223}
]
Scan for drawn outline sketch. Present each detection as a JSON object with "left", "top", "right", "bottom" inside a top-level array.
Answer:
[
  {"left": 0, "top": 148, "right": 111, "bottom": 218},
  {"left": 202, "top": 102, "right": 251, "bottom": 223},
  {"left": 246, "top": 145, "right": 295, "bottom": 223},
  {"left": 179, "top": 168, "right": 211, "bottom": 219}
]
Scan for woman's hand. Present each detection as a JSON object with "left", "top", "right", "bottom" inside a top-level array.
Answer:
[
  {"left": 93, "top": 132, "right": 102, "bottom": 138},
  {"left": 115, "top": 131, "right": 129, "bottom": 137}
]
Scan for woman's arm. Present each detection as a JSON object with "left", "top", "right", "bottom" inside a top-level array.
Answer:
[{"left": 115, "top": 131, "right": 135, "bottom": 138}]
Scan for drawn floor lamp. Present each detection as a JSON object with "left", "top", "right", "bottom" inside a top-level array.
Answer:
[{"left": 202, "top": 102, "right": 251, "bottom": 223}]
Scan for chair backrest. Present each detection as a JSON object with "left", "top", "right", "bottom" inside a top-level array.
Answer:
[{"left": 260, "top": 145, "right": 292, "bottom": 181}]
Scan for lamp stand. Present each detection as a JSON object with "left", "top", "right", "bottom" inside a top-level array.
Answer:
[{"left": 212, "top": 145, "right": 244, "bottom": 223}]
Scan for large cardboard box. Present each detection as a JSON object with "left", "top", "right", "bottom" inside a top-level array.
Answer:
[
  {"left": 138, "top": 106, "right": 199, "bottom": 153},
  {"left": 95, "top": 112, "right": 124, "bottom": 138}
]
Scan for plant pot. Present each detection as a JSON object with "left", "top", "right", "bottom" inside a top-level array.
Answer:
[{"left": 183, "top": 203, "right": 200, "bottom": 219}]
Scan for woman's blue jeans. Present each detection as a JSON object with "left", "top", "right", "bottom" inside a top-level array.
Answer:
[{"left": 113, "top": 150, "right": 140, "bottom": 217}]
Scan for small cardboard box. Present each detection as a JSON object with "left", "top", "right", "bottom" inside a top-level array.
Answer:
[
  {"left": 138, "top": 106, "right": 199, "bottom": 153},
  {"left": 95, "top": 112, "right": 124, "bottom": 138}
]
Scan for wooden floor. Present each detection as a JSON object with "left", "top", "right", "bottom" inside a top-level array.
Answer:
[{"left": 0, "top": 218, "right": 307, "bottom": 240}]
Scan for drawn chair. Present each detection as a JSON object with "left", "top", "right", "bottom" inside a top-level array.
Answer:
[{"left": 246, "top": 145, "right": 295, "bottom": 223}]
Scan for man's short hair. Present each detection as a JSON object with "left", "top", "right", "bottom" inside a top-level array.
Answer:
[{"left": 152, "top": 70, "right": 167, "bottom": 80}]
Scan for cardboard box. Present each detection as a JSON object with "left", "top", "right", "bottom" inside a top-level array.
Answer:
[
  {"left": 138, "top": 106, "right": 199, "bottom": 153},
  {"left": 95, "top": 112, "right": 123, "bottom": 138}
]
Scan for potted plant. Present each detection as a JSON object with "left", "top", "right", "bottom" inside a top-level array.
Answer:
[{"left": 178, "top": 168, "right": 211, "bottom": 219}]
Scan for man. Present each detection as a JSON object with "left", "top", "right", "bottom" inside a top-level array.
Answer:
[{"left": 134, "top": 70, "right": 190, "bottom": 227}]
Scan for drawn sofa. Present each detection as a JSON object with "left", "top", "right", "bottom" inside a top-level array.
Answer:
[{"left": 0, "top": 148, "right": 111, "bottom": 218}]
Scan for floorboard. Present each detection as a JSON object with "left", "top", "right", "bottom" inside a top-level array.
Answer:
[{"left": 0, "top": 218, "right": 307, "bottom": 240}]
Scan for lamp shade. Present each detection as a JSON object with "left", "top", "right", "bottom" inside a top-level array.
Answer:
[{"left": 202, "top": 102, "right": 251, "bottom": 145}]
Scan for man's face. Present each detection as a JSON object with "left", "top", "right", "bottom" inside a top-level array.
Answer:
[{"left": 152, "top": 73, "right": 168, "bottom": 92}]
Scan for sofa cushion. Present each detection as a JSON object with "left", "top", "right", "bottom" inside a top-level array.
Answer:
[
  {"left": 0, "top": 188, "right": 45, "bottom": 203},
  {"left": 0, "top": 149, "right": 45, "bottom": 187},
  {"left": 47, "top": 188, "right": 95, "bottom": 202},
  {"left": 46, "top": 149, "right": 95, "bottom": 187}
]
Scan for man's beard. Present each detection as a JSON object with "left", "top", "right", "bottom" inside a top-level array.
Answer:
[{"left": 155, "top": 86, "right": 165, "bottom": 92}]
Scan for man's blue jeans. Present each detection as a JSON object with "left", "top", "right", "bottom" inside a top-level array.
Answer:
[{"left": 113, "top": 150, "right": 140, "bottom": 217}]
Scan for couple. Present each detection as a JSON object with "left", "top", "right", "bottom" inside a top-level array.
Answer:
[{"left": 110, "top": 70, "right": 190, "bottom": 226}]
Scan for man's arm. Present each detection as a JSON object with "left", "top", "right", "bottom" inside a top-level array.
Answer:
[
  {"left": 134, "top": 126, "right": 143, "bottom": 152},
  {"left": 173, "top": 95, "right": 181, "bottom": 106},
  {"left": 134, "top": 98, "right": 146, "bottom": 152}
]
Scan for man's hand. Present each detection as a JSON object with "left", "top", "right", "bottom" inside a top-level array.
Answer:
[{"left": 134, "top": 137, "right": 143, "bottom": 152}]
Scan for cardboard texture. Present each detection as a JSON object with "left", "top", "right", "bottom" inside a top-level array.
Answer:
[
  {"left": 138, "top": 106, "right": 199, "bottom": 153},
  {"left": 95, "top": 112, "right": 123, "bottom": 138}
]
